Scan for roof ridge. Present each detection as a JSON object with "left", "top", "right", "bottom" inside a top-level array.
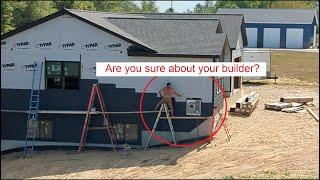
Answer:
[
  {"left": 219, "top": 8, "right": 316, "bottom": 11},
  {"left": 65, "top": 8, "right": 245, "bottom": 16},
  {"left": 65, "top": 8, "right": 131, "bottom": 15},
  {"left": 108, "top": 17, "right": 221, "bottom": 20},
  {"left": 130, "top": 12, "right": 243, "bottom": 16}
]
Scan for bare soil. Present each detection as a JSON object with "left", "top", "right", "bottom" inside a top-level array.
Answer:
[
  {"left": 2, "top": 83, "right": 319, "bottom": 179},
  {"left": 270, "top": 50, "right": 319, "bottom": 83}
]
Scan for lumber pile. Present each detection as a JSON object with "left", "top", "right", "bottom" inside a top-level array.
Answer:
[
  {"left": 230, "top": 92, "right": 260, "bottom": 116},
  {"left": 265, "top": 97, "right": 314, "bottom": 113},
  {"left": 265, "top": 102, "right": 292, "bottom": 111}
]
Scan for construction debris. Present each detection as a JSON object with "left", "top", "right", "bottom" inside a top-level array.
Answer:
[
  {"left": 280, "top": 97, "right": 313, "bottom": 103},
  {"left": 281, "top": 106, "right": 304, "bottom": 113},
  {"left": 265, "top": 96, "right": 315, "bottom": 113},
  {"left": 230, "top": 92, "right": 260, "bottom": 116},
  {"left": 265, "top": 102, "right": 292, "bottom": 111},
  {"left": 307, "top": 108, "right": 319, "bottom": 122}
]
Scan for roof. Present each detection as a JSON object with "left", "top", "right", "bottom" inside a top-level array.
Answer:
[
  {"left": 1, "top": 9, "right": 230, "bottom": 57},
  {"left": 132, "top": 13, "right": 247, "bottom": 49},
  {"left": 217, "top": 8, "right": 319, "bottom": 25},
  {"left": 108, "top": 18, "right": 226, "bottom": 56}
]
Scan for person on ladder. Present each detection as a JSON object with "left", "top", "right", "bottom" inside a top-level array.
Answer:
[{"left": 154, "top": 82, "right": 181, "bottom": 116}]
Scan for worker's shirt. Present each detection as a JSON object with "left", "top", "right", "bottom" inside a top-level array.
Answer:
[{"left": 161, "top": 87, "right": 177, "bottom": 98}]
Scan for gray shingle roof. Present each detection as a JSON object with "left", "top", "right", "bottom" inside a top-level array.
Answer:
[
  {"left": 67, "top": 9, "right": 155, "bottom": 52},
  {"left": 217, "top": 8, "right": 318, "bottom": 24},
  {"left": 133, "top": 13, "right": 246, "bottom": 49},
  {"left": 67, "top": 9, "right": 229, "bottom": 56},
  {"left": 107, "top": 18, "right": 227, "bottom": 56}
]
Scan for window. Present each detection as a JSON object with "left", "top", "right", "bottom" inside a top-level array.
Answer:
[
  {"left": 39, "top": 120, "right": 53, "bottom": 139},
  {"left": 215, "top": 77, "right": 224, "bottom": 94},
  {"left": 114, "top": 123, "right": 138, "bottom": 143},
  {"left": 46, "top": 61, "right": 80, "bottom": 89}
]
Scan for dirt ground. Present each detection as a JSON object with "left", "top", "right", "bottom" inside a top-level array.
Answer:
[
  {"left": 1, "top": 81, "right": 319, "bottom": 179},
  {"left": 271, "top": 50, "right": 319, "bottom": 83}
]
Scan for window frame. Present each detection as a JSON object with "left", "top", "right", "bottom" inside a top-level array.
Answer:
[
  {"left": 216, "top": 76, "right": 223, "bottom": 94},
  {"left": 45, "top": 61, "right": 81, "bottom": 90},
  {"left": 114, "top": 122, "right": 138, "bottom": 143}
]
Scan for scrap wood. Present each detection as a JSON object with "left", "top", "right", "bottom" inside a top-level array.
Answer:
[
  {"left": 265, "top": 102, "right": 292, "bottom": 111},
  {"left": 281, "top": 106, "right": 304, "bottom": 113},
  {"left": 247, "top": 94, "right": 260, "bottom": 105},
  {"left": 236, "top": 95, "right": 248, "bottom": 108},
  {"left": 307, "top": 108, "right": 319, "bottom": 122},
  {"left": 244, "top": 91, "right": 257, "bottom": 103},
  {"left": 236, "top": 91, "right": 257, "bottom": 108},
  {"left": 280, "top": 97, "right": 313, "bottom": 103},
  {"left": 290, "top": 102, "right": 302, "bottom": 107}
]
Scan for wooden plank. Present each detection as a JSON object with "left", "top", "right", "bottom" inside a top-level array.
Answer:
[
  {"left": 265, "top": 102, "right": 292, "bottom": 111},
  {"left": 1, "top": 109, "right": 168, "bottom": 114},
  {"left": 244, "top": 91, "right": 257, "bottom": 103},
  {"left": 160, "top": 116, "right": 209, "bottom": 120},
  {"left": 88, "top": 127, "right": 110, "bottom": 130},
  {"left": 236, "top": 95, "right": 248, "bottom": 108},
  {"left": 307, "top": 108, "right": 319, "bottom": 122},
  {"left": 281, "top": 106, "right": 304, "bottom": 113},
  {"left": 280, "top": 97, "right": 313, "bottom": 103}
]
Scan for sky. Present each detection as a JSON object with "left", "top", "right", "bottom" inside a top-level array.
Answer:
[
  {"left": 135, "top": 1, "right": 205, "bottom": 13},
  {"left": 156, "top": 1, "right": 204, "bottom": 12}
]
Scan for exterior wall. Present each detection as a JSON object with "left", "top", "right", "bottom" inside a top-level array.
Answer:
[
  {"left": 1, "top": 14, "right": 224, "bottom": 147},
  {"left": 229, "top": 32, "right": 243, "bottom": 93},
  {"left": 244, "top": 17, "right": 317, "bottom": 48},
  {"left": 225, "top": 32, "right": 244, "bottom": 97},
  {"left": 1, "top": 15, "right": 214, "bottom": 103}
]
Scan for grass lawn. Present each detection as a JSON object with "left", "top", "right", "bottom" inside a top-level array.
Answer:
[{"left": 271, "top": 50, "right": 319, "bottom": 83}]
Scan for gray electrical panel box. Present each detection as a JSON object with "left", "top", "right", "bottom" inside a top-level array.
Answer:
[{"left": 186, "top": 98, "right": 202, "bottom": 116}]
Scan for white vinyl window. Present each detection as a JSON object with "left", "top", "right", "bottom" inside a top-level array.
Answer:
[{"left": 215, "top": 77, "right": 224, "bottom": 94}]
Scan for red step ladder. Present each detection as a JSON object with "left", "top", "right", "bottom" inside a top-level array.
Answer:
[{"left": 78, "top": 84, "right": 116, "bottom": 152}]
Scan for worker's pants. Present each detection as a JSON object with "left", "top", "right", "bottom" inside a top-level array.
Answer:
[{"left": 155, "top": 97, "right": 174, "bottom": 116}]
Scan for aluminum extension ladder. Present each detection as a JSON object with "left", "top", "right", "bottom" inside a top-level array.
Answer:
[
  {"left": 144, "top": 103, "right": 176, "bottom": 150},
  {"left": 23, "top": 62, "right": 43, "bottom": 157}
]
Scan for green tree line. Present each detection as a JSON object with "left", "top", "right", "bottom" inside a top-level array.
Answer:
[
  {"left": 192, "top": 0, "right": 317, "bottom": 13},
  {"left": 1, "top": 0, "right": 318, "bottom": 35},
  {"left": 1, "top": 0, "right": 159, "bottom": 34}
]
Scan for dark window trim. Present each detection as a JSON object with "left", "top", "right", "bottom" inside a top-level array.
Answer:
[
  {"left": 45, "top": 60, "right": 81, "bottom": 90},
  {"left": 114, "top": 122, "right": 138, "bottom": 144}
]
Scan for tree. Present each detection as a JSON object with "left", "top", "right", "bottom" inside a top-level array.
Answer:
[
  {"left": 140, "top": 0, "right": 159, "bottom": 13},
  {"left": 25, "top": 1, "right": 57, "bottom": 22},
  {"left": 270, "top": 1, "right": 314, "bottom": 8},
  {"left": 193, "top": 1, "right": 216, "bottom": 13},
  {"left": 11, "top": 1, "right": 29, "bottom": 29},
  {"left": 1, "top": 1, "right": 15, "bottom": 34},
  {"left": 54, "top": 0, "right": 75, "bottom": 10},
  {"left": 71, "top": 1, "right": 96, "bottom": 11},
  {"left": 165, "top": 8, "right": 175, "bottom": 13},
  {"left": 93, "top": 1, "right": 139, "bottom": 13},
  {"left": 183, "top": 9, "right": 194, "bottom": 13}
]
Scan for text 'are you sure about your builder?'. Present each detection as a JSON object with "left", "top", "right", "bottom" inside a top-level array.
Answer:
[{"left": 96, "top": 62, "right": 267, "bottom": 77}]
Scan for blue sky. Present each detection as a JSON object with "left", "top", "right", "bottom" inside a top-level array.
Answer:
[{"left": 156, "top": 1, "right": 205, "bottom": 12}]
